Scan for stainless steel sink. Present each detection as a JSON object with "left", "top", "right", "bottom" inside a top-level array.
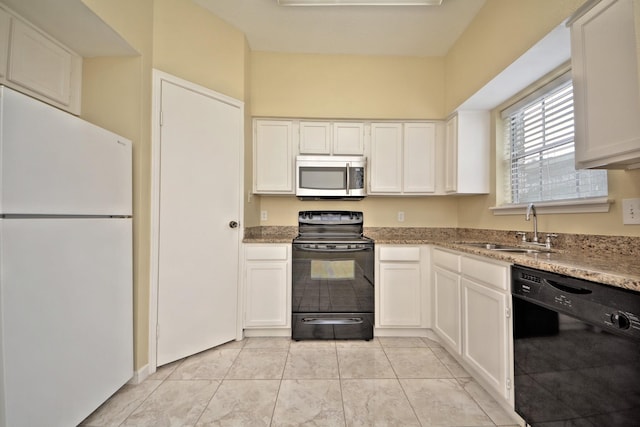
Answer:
[{"left": 460, "top": 242, "right": 546, "bottom": 254}]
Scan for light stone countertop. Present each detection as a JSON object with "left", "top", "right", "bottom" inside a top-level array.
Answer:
[
  {"left": 243, "top": 226, "right": 640, "bottom": 293},
  {"left": 433, "top": 240, "right": 640, "bottom": 293}
]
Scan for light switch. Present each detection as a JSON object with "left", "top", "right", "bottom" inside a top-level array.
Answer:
[
  {"left": 623, "top": 198, "right": 640, "bottom": 225},
  {"left": 397, "top": 211, "right": 405, "bottom": 222}
]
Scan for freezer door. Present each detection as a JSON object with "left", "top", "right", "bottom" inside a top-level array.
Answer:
[
  {"left": 0, "top": 86, "right": 132, "bottom": 215},
  {"left": 0, "top": 218, "right": 133, "bottom": 427}
]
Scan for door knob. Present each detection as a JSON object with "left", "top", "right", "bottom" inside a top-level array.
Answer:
[{"left": 229, "top": 220, "right": 239, "bottom": 229}]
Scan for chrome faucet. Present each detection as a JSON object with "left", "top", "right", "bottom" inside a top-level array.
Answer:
[{"left": 525, "top": 203, "right": 539, "bottom": 243}]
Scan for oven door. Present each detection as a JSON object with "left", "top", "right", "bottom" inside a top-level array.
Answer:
[
  {"left": 513, "top": 296, "right": 640, "bottom": 426},
  {"left": 292, "top": 242, "right": 374, "bottom": 340}
]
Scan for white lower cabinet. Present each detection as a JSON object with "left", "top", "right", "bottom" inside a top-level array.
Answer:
[
  {"left": 376, "top": 245, "right": 430, "bottom": 331},
  {"left": 433, "top": 265, "right": 462, "bottom": 353},
  {"left": 432, "top": 247, "right": 513, "bottom": 406},
  {"left": 462, "top": 277, "right": 510, "bottom": 401},
  {"left": 432, "top": 249, "right": 462, "bottom": 353},
  {"left": 243, "top": 244, "right": 291, "bottom": 329}
]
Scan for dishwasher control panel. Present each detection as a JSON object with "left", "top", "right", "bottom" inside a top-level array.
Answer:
[{"left": 512, "top": 265, "right": 640, "bottom": 340}]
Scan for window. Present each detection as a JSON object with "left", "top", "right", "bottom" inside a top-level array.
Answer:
[{"left": 501, "top": 72, "right": 607, "bottom": 205}]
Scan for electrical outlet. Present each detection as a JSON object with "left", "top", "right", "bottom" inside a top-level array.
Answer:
[
  {"left": 261, "top": 210, "right": 268, "bottom": 221},
  {"left": 623, "top": 198, "right": 640, "bottom": 225},
  {"left": 397, "top": 211, "right": 405, "bottom": 222}
]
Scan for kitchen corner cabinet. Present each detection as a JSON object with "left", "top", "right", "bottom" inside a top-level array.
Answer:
[
  {"left": 253, "top": 119, "right": 296, "bottom": 194},
  {"left": 376, "top": 245, "right": 430, "bottom": 329},
  {"left": 0, "top": 6, "right": 81, "bottom": 114},
  {"left": 570, "top": 0, "right": 640, "bottom": 169},
  {"left": 243, "top": 244, "right": 291, "bottom": 329},
  {"left": 369, "top": 122, "right": 436, "bottom": 195},
  {"left": 299, "top": 121, "right": 364, "bottom": 155},
  {"left": 432, "top": 247, "right": 513, "bottom": 404},
  {"left": 444, "top": 111, "right": 489, "bottom": 194}
]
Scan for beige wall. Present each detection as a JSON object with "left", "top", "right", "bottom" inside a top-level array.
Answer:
[
  {"left": 259, "top": 196, "right": 459, "bottom": 227},
  {"left": 79, "top": 0, "right": 640, "bottom": 372},
  {"left": 82, "top": 0, "right": 250, "bottom": 371},
  {"left": 449, "top": 0, "right": 640, "bottom": 237},
  {"left": 444, "top": 0, "right": 586, "bottom": 113},
  {"left": 251, "top": 51, "right": 457, "bottom": 226},
  {"left": 252, "top": 52, "right": 445, "bottom": 119},
  {"left": 81, "top": 0, "right": 154, "bottom": 372},
  {"left": 152, "top": 0, "right": 246, "bottom": 100}
]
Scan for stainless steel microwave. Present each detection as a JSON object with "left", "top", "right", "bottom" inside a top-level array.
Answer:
[{"left": 296, "top": 155, "right": 366, "bottom": 200}]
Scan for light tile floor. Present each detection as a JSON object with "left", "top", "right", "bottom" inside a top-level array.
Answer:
[{"left": 81, "top": 336, "right": 521, "bottom": 427}]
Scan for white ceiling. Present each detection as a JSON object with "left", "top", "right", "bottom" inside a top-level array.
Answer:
[
  {"left": 0, "top": 0, "right": 137, "bottom": 57},
  {"left": 194, "top": 0, "right": 486, "bottom": 56}
]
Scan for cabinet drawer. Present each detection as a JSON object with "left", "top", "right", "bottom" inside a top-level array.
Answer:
[
  {"left": 245, "top": 245, "right": 288, "bottom": 261},
  {"left": 379, "top": 246, "right": 421, "bottom": 261},
  {"left": 461, "top": 256, "right": 508, "bottom": 291},
  {"left": 432, "top": 248, "right": 460, "bottom": 272}
]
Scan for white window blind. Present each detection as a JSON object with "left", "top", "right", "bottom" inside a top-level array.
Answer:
[{"left": 502, "top": 73, "right": 607, "bottom": 204}]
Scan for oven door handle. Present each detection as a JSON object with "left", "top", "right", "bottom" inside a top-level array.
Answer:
[
  {"left": 302, "top": 317, "right": 363, "bottom": 325},
  {"left": 295, "top": 246, "right": 371, "bottom": 253}
]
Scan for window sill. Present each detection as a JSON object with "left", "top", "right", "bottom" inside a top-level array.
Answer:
[{"left": 490, "top": 197, "right": 612, "bottom": 215}]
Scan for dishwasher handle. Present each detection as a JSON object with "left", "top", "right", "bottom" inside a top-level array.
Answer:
[{"left": 543, "top": 278, "right": 593, "bottom": 295}]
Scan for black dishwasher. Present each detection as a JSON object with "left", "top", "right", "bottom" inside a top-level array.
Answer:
[{"left": 512, "top": 265, "right": 640, "bottom": 426}]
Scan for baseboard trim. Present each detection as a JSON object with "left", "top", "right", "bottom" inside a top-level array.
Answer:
[
  {"left": 127, "top": 364, "right": 151, "bottom": 385},
  {"left": 243, "top": 328, "right": 292, "bottom": 337},
  {"left": 374, "top": 327, "right": 430, "bottom": 337}
]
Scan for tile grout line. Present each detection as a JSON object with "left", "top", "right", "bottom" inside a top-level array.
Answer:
[
  {"left": 190, "top": 342, "right": 244, "bottom": 427},
  {"left": 334, "top": 340, "right": 348, "bottom": 427},
  {"left": 268, "top": 339, "right": 291, "bottom": 426},
  {"left": 116, "top": 356, "right": 188, "bottom": 426}
]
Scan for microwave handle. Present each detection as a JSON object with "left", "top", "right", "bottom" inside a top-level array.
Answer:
[{"left": 346, "top": 162, "right": 350, "bottom": 195}]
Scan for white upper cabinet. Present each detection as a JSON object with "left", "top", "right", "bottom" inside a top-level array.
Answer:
[
  {"left": 253, "top": 119, "right": 296, "bottom": 194},
  {"left": 0, "top": 5, "right": 81, "bottom": 114},
  {"left": 444, "top": 111, "right": 489, "bottom": 194},
  {"left": 370, "top": 122, "right": 437, "bottom": 195},
  {"left": 370, "top": 122, "right": 403, "bottom": 193},
  {"left": 299, "top": 121, "right": 332, "bottom": 154},
  {"left": 299, "top": 121, "right": 364, "bottom": 155},
  {"left": 404, "top": 123, "right": 436, "bottom": 193},
  {"left": 333, "top": 122, "right": 365, "bottom": 154},
  {"left": 570, "top": 0, "right": 640, "bottom": 169}
]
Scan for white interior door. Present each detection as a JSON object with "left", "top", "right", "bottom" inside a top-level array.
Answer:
[{"left": 156, "top": 77, "right": 242, "bottom": 366}]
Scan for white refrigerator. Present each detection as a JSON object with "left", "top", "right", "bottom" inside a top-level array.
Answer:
[{"left": 0, "top": 86, "right": 133, "bottom": 426}]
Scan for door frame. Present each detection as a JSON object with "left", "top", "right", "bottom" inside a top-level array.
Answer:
[{"left": 148, "top": 69, "right": 244, "bottom": 375}]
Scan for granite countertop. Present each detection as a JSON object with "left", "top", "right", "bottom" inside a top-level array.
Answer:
[
  {"left": 244, "top": 226, "right": 640, "bottom": 293},
  {"left": 435, "top": 241, "right": 640, "bottom": 293}
]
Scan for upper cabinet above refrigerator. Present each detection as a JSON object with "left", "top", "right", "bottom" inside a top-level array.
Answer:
[
  {"left": 569, "top": 0, "right": 640, "bottom": 169},
  {"left": 0, "top": 4, "right": 82, "bottom": 114}
]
